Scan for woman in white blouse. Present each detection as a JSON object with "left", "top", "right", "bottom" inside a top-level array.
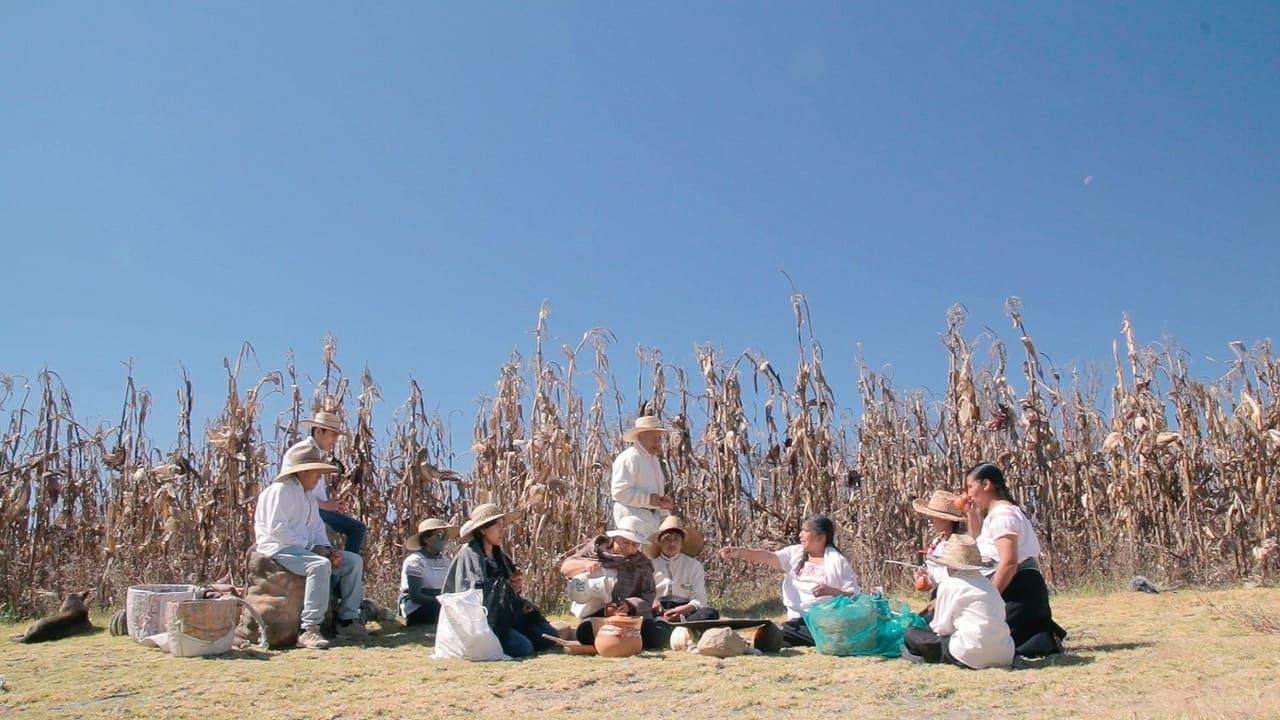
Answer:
[
  {"left": 719, "top": 514, "right": 860, "bottom": 647},
  {"left": 963, "top": 463, "right": 1066, "bottom": 656}
]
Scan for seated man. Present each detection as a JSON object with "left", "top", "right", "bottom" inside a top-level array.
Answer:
[
  {"left": 254, "top": 441, "right": 369, "bottom": 650},
  {"left": 560, "top": 516, "right": 668, "bottom": 649},
  {"left": 298, "top": 411, "right": 366, "bottom": 555},
  {"left": 399, "top": 518, "right": 457, "bottom": 626},
  {"left": 646, "top": 516, "right": 719, "bottom": 623}
]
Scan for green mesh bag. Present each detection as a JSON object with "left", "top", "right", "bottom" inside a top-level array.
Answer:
[{"left": 803, "top": 594, "right": 927, "bottom": 657}]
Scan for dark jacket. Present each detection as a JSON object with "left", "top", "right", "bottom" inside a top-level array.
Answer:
[{"left": 443, "top": 538, "right": 523, "bottom": 634}]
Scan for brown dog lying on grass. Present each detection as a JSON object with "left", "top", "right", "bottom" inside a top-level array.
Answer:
[{"left": 9, "top": 590, "right": 95, "bottom": 643}]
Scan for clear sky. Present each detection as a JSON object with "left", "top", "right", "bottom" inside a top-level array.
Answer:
[{"left": 2, "top": 3, "right": 1277, "bottom": 458}]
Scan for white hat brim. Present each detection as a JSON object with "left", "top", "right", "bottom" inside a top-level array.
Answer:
[
  {"left": 458, "top": 510, "right": 521, "bottom": 539},
  {"left": 405, "top": 523, "right": 460, "bottom": 550},
  {"left": 274, "top": 462, "right": 338, "bottom": 483},
  {"left": 911, "top": 498, "right": 966, "bottom": 521},
  {"left": 299, "top": 419, "right": 349, "bottom": 435},
  {"left": 622, "top": 426, "right": 668, "bottom": 442},
  {"left": 606, "top": 528, "right": 648, "bottom": 545}
]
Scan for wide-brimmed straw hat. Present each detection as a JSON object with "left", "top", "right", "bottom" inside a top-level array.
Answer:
[
  {"left": 458, "top": 503, "right": 522, "bottom": 538},
  {"left": 933, "top": 534, "right": 988, "bottom": 571},
  {"left": 911, "top": 490, "right": 966, "bottom": 522},
  {"left": 274, "top": 440, "right": 338, "bottom": 482},
  {"left": 606, "top": 516, "right": 649, "bottom": 546},
  {"left": 299, "top": 411, "right": 348, "bottom": 435},
  {"left": 404, "top": 518, "right": 460, "bottom": 550},
  {"left": 622, "top": 415, "right": 669, "bottom": 442},
  {"left": 644, "top": 516, "right": 705, "bottom": 559}
]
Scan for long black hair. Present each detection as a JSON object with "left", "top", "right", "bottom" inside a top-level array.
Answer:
[
  {"left": 797, "top": 514, "right": 845, "bottom": 573},
  {"left": 967, "top": 462, "right": 1017, "bottom": 505}
]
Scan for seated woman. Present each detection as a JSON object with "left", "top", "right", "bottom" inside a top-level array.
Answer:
[
  {"left": 560, "top": 516, "right": 668, "bottom": 649},
  {"left": 903, "top": 534, "right": 1015, "bottom": 669},
  {"left": 443, "top": 503, "right": 558, "bottom": 658},
  {"left": 399, "top": 518, "right": 457, "bottom": 626},
  {"left": 646, "top": 516, "right": 719, "bottom": 622},
  {"left": 718, "top": 514, "right": 859, "bottom": 647},
  {"left": 909, "top": 489, "right": 965, "bottom": 620},
  {"left": 963, "top": 462, "right": 1067, "bottom": 656}
]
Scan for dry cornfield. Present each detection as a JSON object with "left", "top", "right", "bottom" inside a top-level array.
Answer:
[{"left": 1, "top": 296, "right": 1278, "bottom": 618}]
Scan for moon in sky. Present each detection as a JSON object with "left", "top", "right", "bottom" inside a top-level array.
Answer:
[{"left": 1084, "top": 176, "right": 1094, "bottom": 185}]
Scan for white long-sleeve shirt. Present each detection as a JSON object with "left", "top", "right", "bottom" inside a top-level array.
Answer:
[
  {"left": 253, "top": 477, "right": 330, "bottom": 557},
  {"left": 610, "top": 444, "right": 668, "bottom": 537},
  {"left": 652, "top": 552, "right": 710, "bottom": 608},
  {"left": 930, "top": 571, "right": 1015, "bottom": 669}
]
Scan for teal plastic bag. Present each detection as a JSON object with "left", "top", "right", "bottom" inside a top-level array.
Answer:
[{"left": 803, "top": 594, "right": 926, "bottom": 657}]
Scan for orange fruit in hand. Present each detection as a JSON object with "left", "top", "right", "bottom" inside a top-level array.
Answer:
[
  {"left": 914, "top": 575, "right": 929, "bottom": 591},
  {"left": 952, "top": 496, "right": 970, "bottom": 512}
]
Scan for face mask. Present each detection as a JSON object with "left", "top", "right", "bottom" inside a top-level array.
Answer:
[{"left": 425, "top": 535, "right": 447, "bottom": 555}]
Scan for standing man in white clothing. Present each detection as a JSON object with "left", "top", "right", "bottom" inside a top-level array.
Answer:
[{"left": 610, "top": 416, "right": 674, "bottom": 538}]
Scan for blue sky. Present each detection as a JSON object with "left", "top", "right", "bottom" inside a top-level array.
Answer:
[{"left": 2, "top": 3, "right": 1277, "bottom": 458}]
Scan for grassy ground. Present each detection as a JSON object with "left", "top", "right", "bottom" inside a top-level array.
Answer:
[{"left": 1, "top": 586, "right": 1277, "bottom": 720}]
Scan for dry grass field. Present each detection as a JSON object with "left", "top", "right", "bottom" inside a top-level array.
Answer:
[{"left": 2, "top": 586, "right": 1278, "bottom": 720}]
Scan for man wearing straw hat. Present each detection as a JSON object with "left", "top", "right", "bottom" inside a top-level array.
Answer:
[
  {"left": 646, "top": 516, "right": 720, "bottom": 623},
  {"left": 610, "top": 415, "right": 675, "bottom": 539},
  {"left": 253, "top": 441, "right": 369, "bottom": 650},
  {"left": 398, "top": 518, "right": 458, "bottom": 626},
  {"left": 901, "top": 534, "right": 1014, "bottom": 669},
  {"left": 297, "top": 410, "right": 367, "bottom": 556}
]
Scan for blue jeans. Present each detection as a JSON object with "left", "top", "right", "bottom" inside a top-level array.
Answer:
[
  {"left": 270, "top": 546, "right": 364, "bottom": 628},
  {"left": 319, "top": 509, "right": 366, "bottom": 555},
  {"left": 501, "top": 617, "right": 559, "bottom": 658}
]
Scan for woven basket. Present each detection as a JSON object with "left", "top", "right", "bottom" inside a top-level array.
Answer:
[
  {"left": 126, "top": 584, "right": 198, "bottom": 643},
  {"left": 165, "top": 598, "right": 241, "bottom": 658}
]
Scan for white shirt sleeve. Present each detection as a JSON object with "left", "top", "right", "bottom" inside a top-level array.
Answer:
[
  {"left": 831, "top": 552, "right": 861, "bottom": 594},
  {"left": 610, "top": 451, "right": 653, "bottom": 508},
  {"left": 774, "top": 545, "right": 801, "bottom": 574},
  {"left": 689, "top": 559, "right": 709, "bottom": 608},
  {"left": 930, "top": 579, "right": 958, "bottom": 637},
  {"left": 253, "top": 483, "right": 284, "bottom": 546},
  {"left": 307, "top": 494, "right": 331, "bottom": 549},
  {"left": 983, "top": 507, "right": 1021, "bottom": 541}
]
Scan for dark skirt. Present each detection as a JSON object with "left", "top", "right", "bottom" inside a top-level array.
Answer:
[{"left": 1002, "top": 567, "right": 1066, "bottom": 655}]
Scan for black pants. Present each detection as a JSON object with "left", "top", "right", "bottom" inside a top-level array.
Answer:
[
  {"left": 404, "top": 598, "right": 441, "bottom": 626},
  {"left": 575, "top": 613, "right": 670, "bottom": 650},
  {"left": 781, "top": 618, "right": 814, "bottom": 647},
  {"left": 1002, "top": 568, "right": 1066, "bottom": 655},
  {"left": 679, "top": 606, "right": 721, "bottom": 622},
  {"left": 903, "top": 627, "right": 966, "bottom": 667}
]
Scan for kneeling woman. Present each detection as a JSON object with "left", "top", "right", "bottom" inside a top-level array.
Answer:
[
  {"left": 719, "top": 514, "right": 860, "bottom": 647},
  {"left": 443, "top": 503, "right": 558, "bottom": 658},
  {"left": 399, "top": 518, "right": 457, "bottom": 625},
  {"left": 963, "top": 463, "right": 1067, "bottom": 656},
  {"left": 560, "top": 516, "right": 668, "bottom": 649}
]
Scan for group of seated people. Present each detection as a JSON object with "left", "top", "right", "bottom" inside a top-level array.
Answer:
[{"left": 257, "top": 413, "right": 1066, "bottom": 668}]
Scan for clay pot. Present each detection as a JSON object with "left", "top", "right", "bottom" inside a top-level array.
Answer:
[{"left": 591, "top": 616, "right": 644, "bottom": 658}]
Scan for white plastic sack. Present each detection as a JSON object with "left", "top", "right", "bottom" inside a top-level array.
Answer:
[{"left": 432, "top": 588, "right": 509, "bottom": 661}]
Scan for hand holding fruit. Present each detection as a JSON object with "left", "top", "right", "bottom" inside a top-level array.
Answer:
[{"left": 913, "top": 567, "right": 931, "bottom": 592}]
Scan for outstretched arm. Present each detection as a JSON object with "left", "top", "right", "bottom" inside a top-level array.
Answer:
[{"left": 719, "top": 547, "right": 783, "bottom": 570}]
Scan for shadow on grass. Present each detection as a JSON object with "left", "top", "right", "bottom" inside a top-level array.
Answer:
[{"left": 1074, "top": 641, "right": 1156, "bottom": 653}]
